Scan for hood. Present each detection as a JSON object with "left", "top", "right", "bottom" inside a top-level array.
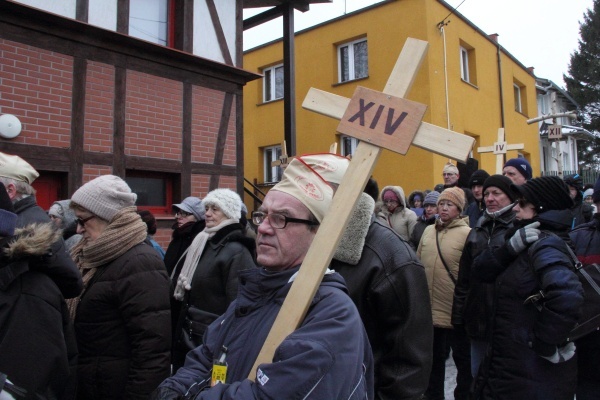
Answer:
[
  {"left": 50, "top": 200, "right": 78, "bottom": 228},
  {"left": 536, "top": 209, "right": 574, "bottom": 233},
  {"left": 3, "top": 223, "right": 62, "bottom": 260},
  {"left": 333, "top": 193, "right": 374, "bottom": 265},
  {"left": 380, "top": 185, "right": 407, "bottom": 208},
  {"left": 408, "top": 190, "right": 425, "bottom": 207}
]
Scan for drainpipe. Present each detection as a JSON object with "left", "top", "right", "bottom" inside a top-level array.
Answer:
[{"left": 492, "top": 35, "right": 505, "bottom": 130}]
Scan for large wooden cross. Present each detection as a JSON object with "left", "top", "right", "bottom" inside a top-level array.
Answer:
[
  {"left": 249, "top": 38, "right": 475, "bottom": 377},
  {"left": 477, "top": 128, "right": 524, "bottom": 174}
]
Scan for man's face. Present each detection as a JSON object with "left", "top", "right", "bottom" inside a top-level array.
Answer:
[
  {"left": 568, "top": 186, "right": 578, "bottom": 200},
  {"left": 3, "top": 182, "right": 17, "bottom": 201},
  {"left": 443, "top": 171, "right": 459, "bottom": 186},
  {"left": 256, "top": 190, "right": 317, "bottom": 271},
  {"left": 484, "top": 186, "right": 513, "bottom": 213},
  {"left": 471, "top": 185, "right": 484, "bottom": 201},
  {"left": 502, "top": 166, "right": 526, "bottom": 185}
]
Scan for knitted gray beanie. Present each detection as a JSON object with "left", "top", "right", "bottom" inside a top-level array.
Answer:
[
  {"left": 202, "top": 188, "right": 242, "bottom": 220},
  {"left": 71, "top": 175, "right": 137, "bottom": 221}
]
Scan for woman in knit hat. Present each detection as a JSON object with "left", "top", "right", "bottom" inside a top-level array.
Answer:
[
  {"left": 417, "top": 187, "right": 472, "bottom": 400},
  {"left": 67, "top": 175, "right": 171, "bottom": 399},
  {"left": 376, "top": 185, "right": 418, "bottom": 242},
  {"left": 410, "top": 190, "right": 439, "bottom": 249},
  {"left": 470, "top": 176, "right": 584, "bottom": 399},
  {"left": 171, "top": 188, "right": 257, "bottom": 372}
]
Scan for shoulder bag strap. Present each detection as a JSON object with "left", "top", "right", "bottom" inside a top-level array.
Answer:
[{"left": 436, "top": 229, "right": 457, "bottom": 285}]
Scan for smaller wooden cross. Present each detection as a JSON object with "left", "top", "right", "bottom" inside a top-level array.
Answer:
[
  {"left": 477, "top": 128, "right": 524, "bottom": 174},
  {"left": 270, "top": 140, "right": 293, "bottom": 169}
]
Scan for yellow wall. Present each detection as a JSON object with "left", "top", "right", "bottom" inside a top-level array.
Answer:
[{"left": 243, "top": 0, "right": 538, "bottom": 203}]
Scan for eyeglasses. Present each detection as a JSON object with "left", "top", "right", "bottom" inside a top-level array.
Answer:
[
  {"left": 442, "top": 173, "right": 456, "bottom": 177},
  {"left": 383, "top": 200, "right": 399, "bottom": 205},
  {"left": 251, "top": 211, "right": 319, "bottom": 229},
  {"left": 76, "top": 215, "right": 95, "bottom": 227},
  {"left": 175, "top": 210, "right": 192, "bottom": 218}
]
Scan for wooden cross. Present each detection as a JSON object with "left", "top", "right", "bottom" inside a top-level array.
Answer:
[
  {"left": 477, "top": 128, "right": 524, "bottom": 174},
  {"left": 270, "top": 140, "right": 293, "bottom": 169},
  {"left": 249, "top": 38, "right": 475, "bottom": 377}
]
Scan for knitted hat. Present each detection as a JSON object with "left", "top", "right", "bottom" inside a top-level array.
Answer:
[
  {"left": 48, "top": 200, "right": 77, "bottom": 228},
  {"left": 583, "top": 188, "right": 594, "bottom": 200},
  {"left": 469, "top": 169, "right": 490, "bottom": 188},
  {"left": 382, "top": 190, "right": 400, "bottom": 202},
  {"left": 438, "top": 187, "right": 466, "bottom": 211},
  {"left": 482, "top": 175, "right": 517, "bottom": 202},
  {"left": 0, "top": 182, "right": 18, "bottom": 237},
  {"left": 271, "top": 154, "right": 349, "bottom": 223},
  {"left": 511, "top": 176, "right": 573, "bottom": 213},
  {"left": 423, "top": 191, "right": 440, "bottom": 206},
  {"left": 563, "top": 174, "right": 583, "bottom": 192},
  {"left": 503, "top": 158, "right": 532, "bottom": 181},
  {"left": 138, "top": 210, "right": 157, "bottom": 235},
  {"left": 443, "top": 163, "right": 459, "bottom": 175},
  {"left": 0, "top": 152, "right": 40, "bottom": 184},
  {"left": 71, "top": 175, "right": 137, "bottom": 222},
  {"left": 593, "top": 176, "right": 600, "bottom": 204},
  {"left": 202, "top": 189, "right": 242, "bottom": 220},
  {"left": 173, "top": 196, "right": 205, "bottom": 221}
]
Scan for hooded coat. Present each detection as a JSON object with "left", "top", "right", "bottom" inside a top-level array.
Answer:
[
  {"left": 471, "top": 210, "right": 584, "bottom": 399},
  {"left": 376, "top": 186, "right": 418, "bottom": 242},
  {"left": 0, "top": 223, "right": 78, "bottom": 399},
  {"left": 155, "top": 266, "right": 374, "bottom": 400},
  {"left": 331, "top": 194, "right": 433, "bottom": 399}
]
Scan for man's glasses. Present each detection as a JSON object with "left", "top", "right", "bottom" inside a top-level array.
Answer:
[
  {"left": 251, "top": 211, "right": 319, "bottom": 229},
  {"left": 175, "top": 210, "right": 192, "bottom": 218},
  {"left": 76, "top": 215, "right": 95, "bottom": 227},
  {"left": 442, "top": 173, "right": 456, "bottom": 177}
]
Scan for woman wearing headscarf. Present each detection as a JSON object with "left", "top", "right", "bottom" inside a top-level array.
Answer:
[
  {"left": 376, "top": 185, "right": 418, "bottom": 242},
  {"left": 171, "top": 188, "right": 257, "bottom": 372},
  {"left": 417, "top": 187, "right": 472, "bottom": 400},
  {"left": 471, "top": 176, "right": 584, "bottom": 399},
  {"left": 67, "top": 175, "right": 171, "bottom": 400}
]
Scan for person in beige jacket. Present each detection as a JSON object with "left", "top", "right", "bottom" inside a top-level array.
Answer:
[
  {"left": 417, "top": 186, "right": 471, "bottom": 400},
  {"left": 376, "top": 185, "right": 418, "bottom": 242}
]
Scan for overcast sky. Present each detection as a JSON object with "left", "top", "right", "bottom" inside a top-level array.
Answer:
[{"left": 243, "top": 0, "right": 594, "bottom": 88}]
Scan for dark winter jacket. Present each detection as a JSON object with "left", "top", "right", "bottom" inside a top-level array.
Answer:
[
  {"left": 464, "top": 200, "right": 485, "bottom": 228},
  {"left": 0, "top": 223, "right": 78, "bottom": 399},
  {"left": 13, "top": 196, "right": 82, "bottom": 298},
  {"left": 569, "top": 214, "right": 600, "bottom": 384},
  {"left": 331, "top": 194, "right": 433, "bottom": 400},
  {"left": 156, "top": 266, "right": 374, "bottom": 400},
  {"left": 74, "top": 242, "right": 171, "bottom": 400},
  {"left": 471, "top": 210, "right": 584, "bottom": 399},
  {"left": 452, "top": 206, "right": 515, "bottom": 340},
  {"left": 172, "top": 224, "right": 257, "bottom": 370},
  {"left": 410, "top": 213, "right": 436, "bottom": 250},
  {"left": 164, "top": 219, "right": 206, "bottom": 276}
]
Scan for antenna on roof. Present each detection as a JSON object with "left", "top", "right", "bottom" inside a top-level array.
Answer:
[{"left": 437, "top": 0, "right": 467, "bottom": 29}]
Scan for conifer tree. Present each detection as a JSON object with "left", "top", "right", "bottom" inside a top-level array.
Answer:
[{"left": 565, "top": 0, "right": 600, "bottom": 170}]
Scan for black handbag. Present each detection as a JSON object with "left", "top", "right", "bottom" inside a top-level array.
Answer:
[{"left": 180, "top": 306, "right": 219, "bottom": 352}]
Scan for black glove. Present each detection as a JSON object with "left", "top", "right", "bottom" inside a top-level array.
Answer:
[{"left": 149, "top": 387, "right": 183, "bottom": 400}]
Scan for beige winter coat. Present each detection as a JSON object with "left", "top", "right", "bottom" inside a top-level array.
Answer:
[
  {"left": 417, "top": 216, "right": 470, "bottom": 328},
  {"left": 376, "top": 185, "right": 418, "bottom": 242}
]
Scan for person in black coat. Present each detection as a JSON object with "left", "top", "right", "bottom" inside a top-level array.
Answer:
[
  {"left": 463, "top": 169, "right": 490, "bottom": 228},
  {"left": 471, "top": 176, "right": 584, "bottom": 399},
  {"left": 564, "top": 174, "right": 593, "bottom": 228}
]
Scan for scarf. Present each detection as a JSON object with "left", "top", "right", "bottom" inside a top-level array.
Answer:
[
  {"left": 66, "top": 206, "right": 148, "bottom": 320},
  {"left": 172, "top": 218, "right": 239, "bottom": 301}
]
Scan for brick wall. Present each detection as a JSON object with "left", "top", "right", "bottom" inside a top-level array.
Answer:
[
  {"left": 84, "top": 61, "right": 115, "bottom": 153},
  {"left": 191, "top": 86, "right": 223, "bottom": 164}
]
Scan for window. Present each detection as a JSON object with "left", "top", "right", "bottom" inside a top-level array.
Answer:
[
  {"left": 264, "top": 145, "right": 283, "bottom": 183},
  {"left": 514, "top": 84, "right": 522, "bottom": 112},
  {"left": 263, "top": 64, "right": 284, "bottom": 102},
  {"left": 129, "top": 0, "right": 169, "bottom": 46},
  {"left": 459, "top": 42, "right": 477, "bottom": 85},
  {"left": 338, "top": 38, "right": 368, "bottom": 83},
  {"left": 340, "top": 135, "right": 358, "bottom": 157},
  {"left": 125, "top": 170, "right": 174, "bottom": 215}
]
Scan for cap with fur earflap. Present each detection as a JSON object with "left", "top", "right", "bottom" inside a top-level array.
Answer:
[
  {"left": 503, "top": 158, "right": 532, "bottom": 181},
  {"left": 438, "top": 187, "right": 466, "bottom": 212},
  {"left": 202, "top": 189, "right": 242, "bottom": 220},
  {"left": 423, "top": 191, "right": 440, "bottom": 206},
  {"left": 0, "top": 182, "right": 18, "bottom": 237},
  {"left": 592, "top": 176, "right": 600, "bottom": 204},
  {"left": 0, "top": 152, "right": 40, "bottom": 184},
  {"left": 511, "top": 176, "right": 573, "bottom": 213},
  {"left": 469, "top": 169, "right": 490, "bottom": 188},
  {"left": 271, "top": 154, "right": 350, "bottom": 223},
  {"left": 482, "top": 175, "right": 517, "bottom": 202},
  {"left": 71, "top": 175, "right": 137, "bottom": 221}
]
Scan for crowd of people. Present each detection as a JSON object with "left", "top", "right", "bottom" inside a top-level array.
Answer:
[{"left": 0, "top": 149, "right": 599, "bottom": 400}]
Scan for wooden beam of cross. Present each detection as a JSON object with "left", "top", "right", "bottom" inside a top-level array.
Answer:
[
  {"left": 248, "top": 38, "right": 475, "bottom": 379},
  {"left": 271, "top": 140, "right": 293, "bottom": 169},
  {"left": 477, "top": 128, "right": 524, "bottom": 174}
]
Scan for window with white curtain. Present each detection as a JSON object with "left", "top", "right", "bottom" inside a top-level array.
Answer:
[{"left": 338, "top": 38, "right": 368, "bottom": 83}]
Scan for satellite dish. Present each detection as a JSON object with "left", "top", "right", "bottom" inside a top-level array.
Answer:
[{"left": 0, "top": 114, "right": 22, "bottom": 139}]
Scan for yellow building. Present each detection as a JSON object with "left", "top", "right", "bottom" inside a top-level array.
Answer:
[{"left": 243, "top": 0, "right": 539, "bottom": 202}]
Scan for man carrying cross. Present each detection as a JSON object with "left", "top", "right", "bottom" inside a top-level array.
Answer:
[{"left": 152, "top": 154, "right": 374, "bottom": 400}]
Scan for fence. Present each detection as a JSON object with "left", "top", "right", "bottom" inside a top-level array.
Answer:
[{"left": 541, "top": 169, "right": 598, "bottom": 186}]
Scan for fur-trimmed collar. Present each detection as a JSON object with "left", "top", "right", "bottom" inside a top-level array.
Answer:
[
  {"left": 3, "top": 223, "right": 61, "bottom": 260},
  {"left": 332, "top": 193, "right": 374, "bottom": 265}
]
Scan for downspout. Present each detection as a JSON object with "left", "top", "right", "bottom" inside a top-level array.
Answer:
[
  {"left": 495, "top": 42, "right": 505, "bottom": 129},
  {"left": 440, "top": 24, "right": 451, "bottom": 131}
]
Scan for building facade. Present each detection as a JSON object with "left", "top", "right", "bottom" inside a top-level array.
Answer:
[
  {"left": 243, "top": 0, "right": 540, "bottom": 199},
  {"left": 0, "top": 0, "right": 258, "bottom": 245}
]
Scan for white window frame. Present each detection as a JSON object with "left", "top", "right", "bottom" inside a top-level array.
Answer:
[
  {"left": 263, "top": 145, "right": 283, "bottom": 183},
  {"left": 263, "top": 64, "right": 284, "bottom": 103},
  {"left": 460, "top": 46, "right": 470, "bottom": 82},
  {"left": 514, "top": 83, "right": 522, "bottom": 112},
  {"left": 340, "top": 135, "right": 359, "bottom": 157},
  {"left": 337, "top": 38, "right": 368, "bottom": 83}
]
